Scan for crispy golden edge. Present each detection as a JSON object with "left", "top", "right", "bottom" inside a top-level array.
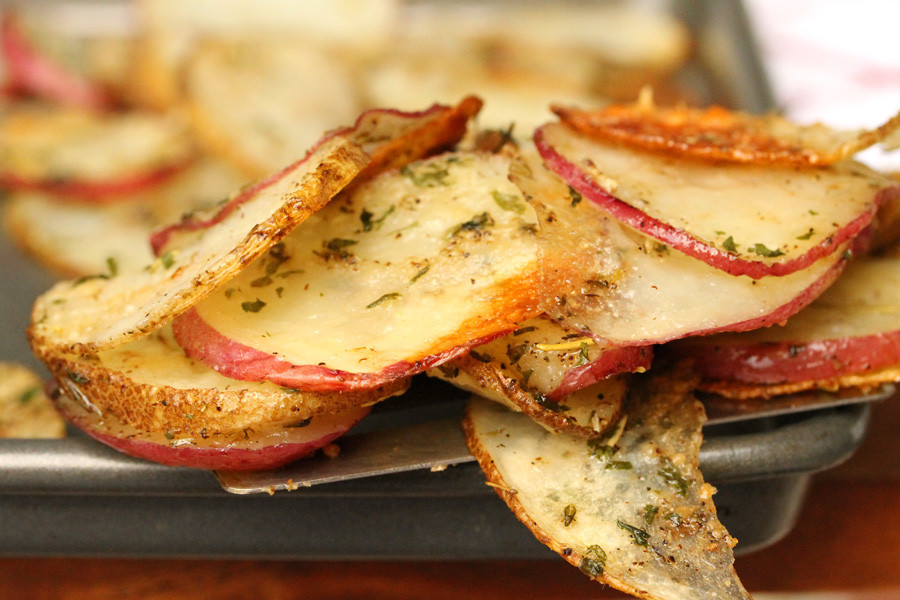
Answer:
[
  {"left": 448, "top": 354, "right": 621, "bottom": 438},
  {"left": 27, "top": 137, "right": 368, "bottom": 357},
  {"left": 699, "top": 365, "right": 900, "bottom": 400},
  {"left": 38, "top": 346, "right": 409, "bottom": 437}
]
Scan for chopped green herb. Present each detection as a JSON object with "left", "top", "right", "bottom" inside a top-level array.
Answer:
[
  {"left": 658, "top": 458, "right": 689, "bottom": 496},
  {"left": 469, "top": 351, "right": 492, "bottom": 363},
  {"left": 617, "top": 520, "right": 651, "bottom": 546},
  {"left": 411, "top": 265, "right": 430, "bottom": 283},
  {"left": 512, "top": 326, "right": 536, "bottom": 336},
  {"left": 563, "top": 504, "right": 577, "bottom": 527},
  {"left": 65, "top": 370, "right": 89, "bottom": 384},
  {"left": 568, "top": 186, "right": 583, "bottom": 207},
  {"left": 535, "top": 394, "right": 566, "bottom": 413},
  {"left": 160, "top": 251, "right": 176, "bottom": 269},
  {"left": 402, "top": 161, "right": 451, "bottom": 187},
  {"left": 722, "top": 235, "right": 737, "bottom": 253},
  {"left": 797, "top": 228, "right": 816, "bottom": 240},
  {"left": 507, "top": 343, "right": 528, "bottom": 363},
  {"left": 366, "top": 292, "right": 400, "bottom": 308},
  {"left": 450, "top": 212, "right": 494, "bottom": 237},
  {"left": 520, "top": 368, "right": 533, "bottom": 386},
  {"left": 652, "top": 243, "right": 669, "bottom": 254},
  {"left": 491, "top": 189, "right": 526, "bottom": 214},
  {"left": 666, "top": 512, "right": 683, "bottom": 527},
  {"left": 576, "top": 342, "right": 590, "bottom": 366},
  {"left": 607, "top": 460, "right": 634, "bottom": 470},
  {"left": 749, "top": 243, "right": 785, "bottom": 257},
  {"left": 106, "top": 257, "right": 119, "bottom": 277},
  {"left": 19, "top": 386, "right": 40, "bottom": 404},
  {"left": 360, "top": 206, "right": 395, "bottom": 231},
  {"left": 325, "top": 238, "right": 358, "bottom": 252},
  {"left": 643, "top": 504, "right": 659, "bottom": 525},
  {"left": 578, "top": 545, "right": 607, "bottom": 577},
  {"left": 241, "top": 298, "right": 267, "bottom": 313}
]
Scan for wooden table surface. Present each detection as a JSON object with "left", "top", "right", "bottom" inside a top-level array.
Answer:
[{"left": 2, "top": 398, "right": 899, "bottom": 600}]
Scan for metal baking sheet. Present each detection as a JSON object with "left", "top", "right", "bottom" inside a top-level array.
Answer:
[{"left": 0, "top": 0, "right": 862, "bottom": 559}]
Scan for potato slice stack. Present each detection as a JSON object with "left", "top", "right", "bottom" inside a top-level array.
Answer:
[{"left": 27, "top": 100, "right": 484, "bottom": 471}]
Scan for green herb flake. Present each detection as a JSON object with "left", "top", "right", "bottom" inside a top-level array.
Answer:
[
  {"left": 411, "top": 265, "right": 430, "bottom": 283},
  {"left": 578, "top": 545, "right": 607, "bottom": 577},
  {"left": 450, "top": 212, "right": 495, "bottom": 237},
  {"left": 512, "top": 326, "right": 536, "bottom": 336},
  {"left": 617, "top": 520, "right": 651, "bottom": 547},
  {"left": 643, "top": 504, "right": 659, "bottom": 526},
  {"left": 606, "top": 460, "right": 633, "bottom": 470},
  {"left": 749, "top": 243, "right": 785, "bottom": 258},
  {"left": 568, "top": 186, "right": 583, "bottom": 207},
  {"left": 19, "top": 386, "right": 40, "bottom": 404},
  {"left": 563, "top": 504, "right": 577, "bottom": 527},
  {"left": 722, "top": 235, "right": 738, "bottom": 253},
  {"left": 106, "top": 257, "right": 119, "bottom": 277},
  {"left": 65, "top": 370, "right": 90, "bottom": 384},
  {"left": 402, "top": 162, "right": 451, "bottom": 187},
  {"left": 491, "top": 189, "right": 526, "bottom": 214},
  {"left": 797, "top": 228, "right": 816, "bottom": 241},
  {"left": 241, "top": 298, "right": 267, "bottom": 313},
  {"left": 325, "top": 238, "right": 358, "bottom": 252},
  {"left": 658, "top": 459, "right": 689, "bottom": 496},
  {"left": 366, "top": 292, "right": 401, "bottom": 309},
  {"left": 160, "top": 251, "right": 176, "bottom": 269},
  {"left": 576, "top": 342, "right": 590, "bottom": 366},
  {"left": 360, "top": 206, "right": 395, "bottom": 232},
  {"left": 507, "top": 343, "right": 528, "bottom": 363},
  {"left": 535, "top": 394, "right": 565, "bottom": 413}
]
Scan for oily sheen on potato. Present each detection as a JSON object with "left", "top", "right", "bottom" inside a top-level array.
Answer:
[
  {"left": 175, "top": 150, "right": 543, "bottom": 391},
  {"left": 535, "top": 121, "right": 898, "bottom": 278},
  {"left": 464, "top": 365, "right": 749, "bottom": 600},
  {"left": 28, "top": 101, "right": 478, "bottom": 357},
  {"left": 512, "top": 151, "right": 849, "bottom": 345},
  {"left": 430, "top": 352, "right": 629, "bottom": 438},
  {"left": 676, "top": 253, "right": 900, "bottom": 397}
]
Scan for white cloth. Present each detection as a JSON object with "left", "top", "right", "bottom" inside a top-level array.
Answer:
[{"left": 745, "top": 0, "right": 900, "bottom": 169}]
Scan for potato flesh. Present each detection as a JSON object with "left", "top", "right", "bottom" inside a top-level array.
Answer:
[
  {"left": 0, "top": 105, "right": 193, "bottom": 182},
  {"left": 515, "top": 154, "right": 848, "bottom": 344},
  {"left": 28, "top": 134, "right": 368, "bottom": 355},
  {"left": 537, "top": 122, "right": 888, "bottom": 276},
  {"left": 700, "top": 255, "right": 900, "bottom": 343},
  {"left": 189, "top": 151, "right": 541, "bottom": 376},
  {"left": 39, "top": 325, "right": 408, "bottom": 437},
  {"left": 465, "top": 367, "right": 750, "bottom": 600},
  {"left": 186, "top": 39, "right": 362, "bottom": 177}
]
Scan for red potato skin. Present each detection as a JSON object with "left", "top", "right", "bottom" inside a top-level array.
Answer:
[
  {"left": 533, "top": 125, "right": 886, "bottom": 280},
  {"left": 0, "top": 162, "right": 188, "bottom": 202},
  {"left": 172, "top": 307, "right": 509, "bottom": 392},
  {"left": 150, "top": 100, "right": 482, "bottom": 254},
  {"left": 680, "top": 252, "right": 849, "bottom": 341},
  {"left": 687, "top": 330, "right": 900, "bottom": 385},
  {"left": 54, "top": 391, "right": 370, "bottom": 471},
  {"left": 0, "top": 12, "right": 113, "bottom": 110},
  {"left": 549, "top": 345, "right": 653, "bottom": 400}
]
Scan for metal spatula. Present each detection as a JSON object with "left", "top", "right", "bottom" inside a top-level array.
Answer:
[{"left": 215, "top": 385, "right": 893, "bottom": 494}]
